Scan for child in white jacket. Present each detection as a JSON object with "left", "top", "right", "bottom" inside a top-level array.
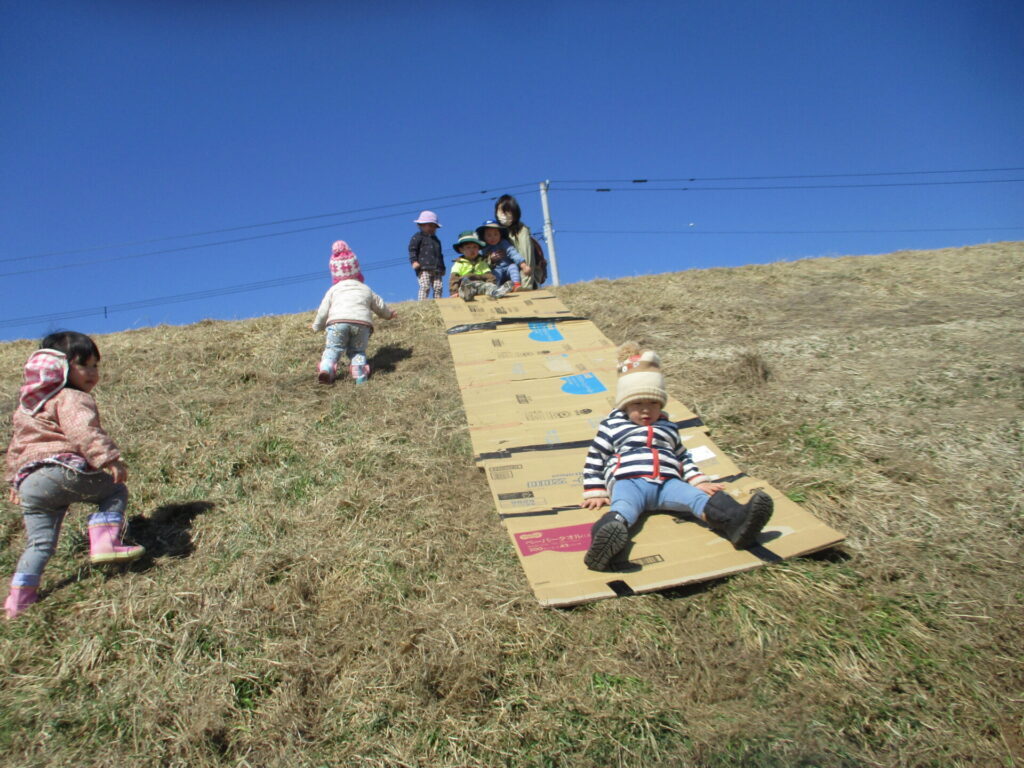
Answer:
[{"left": 311, "top": 247, "right": 396, "bottom": 384}]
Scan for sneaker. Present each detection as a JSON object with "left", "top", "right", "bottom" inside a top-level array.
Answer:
[
  {"left": 584, "top": 511, "right": 630, "bottom": 571},
  {"left": 493, "top": 281, "right": 513, "bottom": 298},
  {"left": 458, "top": 281, "right": 476, "bottom": 302},
  {"left": 317, "top": 367, "right": 335, "bottom": 385}
]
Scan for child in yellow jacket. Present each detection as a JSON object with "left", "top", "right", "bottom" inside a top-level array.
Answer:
[{"left": 448, "top": 231, "right": 512, "bottom": 302}]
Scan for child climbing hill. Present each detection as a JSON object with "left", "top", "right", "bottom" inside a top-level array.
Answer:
[
  {"left": 312, "top": 246, "right": 396, "bottom": 384},
  {"left": 4, "top": 331, "right": 145, "bottom": 619}
]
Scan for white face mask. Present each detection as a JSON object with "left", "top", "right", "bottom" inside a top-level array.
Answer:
[{"left": 496, "top": 210, "right": 512, "bottom": 227}]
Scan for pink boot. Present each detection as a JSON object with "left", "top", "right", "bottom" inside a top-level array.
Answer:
[
  {"left": 88, "top": 523, "right": 145, "bottom": 564},
  {"left": 350, "top": 361, "right": 370, "bottom": 384},
  {"left": 4, "top": 586, "right": 39, "bottom": 620},
  {"left": 317, "top": 361, "right": 337, "bottom": 385}
]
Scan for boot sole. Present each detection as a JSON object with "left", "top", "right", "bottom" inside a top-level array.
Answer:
[
  {"left": 317, "top": 371, "right": 334, "bottom": 385},
  {"left": 91, "top": 548, "right": 145, "bottom": 564},
  {"left": 584, "top": 520, "right": 629, "bottom": 571},
  {"left": 730, "top": 491, "right": 774, "bottom": 549}
]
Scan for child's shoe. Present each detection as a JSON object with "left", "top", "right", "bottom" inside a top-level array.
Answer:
[
  {"left": 351, "top": 361, "right": 370, "bottom": 385},
  {"left": 584, "top": 511, "right": 630, "bottom": 571},
  {"left": 4, "top": 586, "right": 38, "bottom": 620},
  {"left": 702, "top": 490, "right": 773, "bottom": 549},
  {"left": 458, "top": 281, "right": 476, "bottom": 302},
  {"left": 493, "top": 282, "right": 513, "bottom": 298},
  {"left": 512, "top": 282, "right": 522, "bottom": 292},
  {"left": 317, "top": 362, "right": 336, "bottom": 385},
  {"left": 88, "top": 523, "right": 145, "bottom": 564}
]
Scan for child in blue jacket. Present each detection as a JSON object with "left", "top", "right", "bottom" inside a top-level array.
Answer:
[{"left": 476, "top": 220, "right": 531, "bottom": 291}]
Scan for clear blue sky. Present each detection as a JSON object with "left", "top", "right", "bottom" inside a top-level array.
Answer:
[{"left": 2, "top": 0, "right": 1022, "bottom": 342}]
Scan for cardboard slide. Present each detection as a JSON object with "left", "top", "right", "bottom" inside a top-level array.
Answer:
[{"left": 440, "top": 291, "right": 845, "bottom": 607}]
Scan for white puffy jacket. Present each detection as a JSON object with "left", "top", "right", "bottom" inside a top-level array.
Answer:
[{"left": 312, "top": 280, "right": 393, "bottom": 331}]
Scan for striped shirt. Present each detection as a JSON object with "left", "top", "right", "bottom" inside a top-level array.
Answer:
[{"left": 582, "top": 410, "right": 705, "bottom": 499}]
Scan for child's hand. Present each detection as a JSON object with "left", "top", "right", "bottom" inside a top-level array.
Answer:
[
  {"left": 390, "top": 311, "right": 398, "bottom": 319},
  {"left": 104, "top": 460, "right": 128, "bottom": 484},
  {"left": 411, "top": 261, "right": 420, "bottom": 270},
  {"left": 694, "top": 482, "right": 725, "bottom": 495},
  {"left": 7, "top": 487, "right": 19, "bottom": 505},
  {"left": 580, "top": 497, "right": 609, "bottom": 510},
  {"left": 521, "top": 264, "right": 532, "bottom": 275}
]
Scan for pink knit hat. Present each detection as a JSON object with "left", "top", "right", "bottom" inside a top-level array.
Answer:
[
  {"left": 19, "top": 349, "right": 68, "bottom": 415},
  {"left": 414, "top": 210, "right": 441, "bottom": 227},
  {"left": 329, "top": 241, "right": 364, "bottom": 283}
]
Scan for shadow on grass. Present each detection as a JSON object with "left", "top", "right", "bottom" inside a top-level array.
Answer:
[
  {"left": 126, "top": 500, "right": 214, "bottom": 566},
  {"left": 39, "top": 502, "right": 213, "bottom": 596},
  {"left": 370, "top": 344, "right": 413, "bottom": 375}
]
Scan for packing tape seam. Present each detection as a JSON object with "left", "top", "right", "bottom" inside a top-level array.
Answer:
[
  {"left": 446, "top": 316, "right": 587, "bottom": 335},
  {"left": 473, "top": 418, "right": 707, "bottom": 461}
]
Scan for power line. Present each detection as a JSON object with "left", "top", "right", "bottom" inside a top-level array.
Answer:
[
  {"left": 558, "top": 226, "right": 1024, "bottom": 235},
  {"left": 13, "top": 166, "right": 1019, "bottom": 265},
  {"left": 3, "top": 182, "right": 537, "bottom": 264},
  {"left": 0, "top": 196, "right": 502, "bottom": 278},
  {"left": 550, "top": 166, "right": 1024, "bottom": 184},
  {"left": 0, "top": 257, "right": 409, "bottom": 330},
  {"left": 551, "top": 178, "right": 1024, "bottom": 192}
]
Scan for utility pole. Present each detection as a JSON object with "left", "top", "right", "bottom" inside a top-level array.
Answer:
[{"left": 539, "top": 180, "right": 560, "bottom": 286}]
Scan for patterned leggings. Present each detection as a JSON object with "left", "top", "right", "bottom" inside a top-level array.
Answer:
[{"left": 417, "top": 271, "right": 444, "bottom": 300}]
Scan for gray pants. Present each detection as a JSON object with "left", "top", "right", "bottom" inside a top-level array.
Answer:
[{"left": 12, "top": 464, "right": 128, "bottom": 585}]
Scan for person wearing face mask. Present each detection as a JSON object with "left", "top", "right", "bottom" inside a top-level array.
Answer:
[{"left": 494, "top": 194, "right": 541, "bottom": 290}]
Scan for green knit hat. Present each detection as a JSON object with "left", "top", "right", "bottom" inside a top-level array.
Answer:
[{"left": 453, "top": 230, "right": 485, "bottom": 254}]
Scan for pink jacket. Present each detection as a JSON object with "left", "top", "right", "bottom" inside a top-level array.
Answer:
[{"left": 4, "top": 388, "right": 120, "bottom": 484}]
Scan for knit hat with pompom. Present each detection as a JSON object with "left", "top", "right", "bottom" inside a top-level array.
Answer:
[
  {"left": 615, "top": 341, "right": 667, "bottom": 410},
  {"left": 329, "top": 240, "right": 364, "bottom": 283}
]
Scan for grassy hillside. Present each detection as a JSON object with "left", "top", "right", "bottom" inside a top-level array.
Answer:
[{"left": 1, "top": 242, "right": 1021, "bottom": 767}]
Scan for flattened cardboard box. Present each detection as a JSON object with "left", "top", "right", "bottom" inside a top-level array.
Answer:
[
  {"left": 441, "top": 292, "right": 845, "bottom": 605},
  {"left": 437, "top": 291, "right": 575, "bottom": 328},
  {"left": 480, "top": 430, "right": 738, "bottom": 516},
  {"left": 452, "top": 347, "right": 619, "bottom": 388},
  {"left": 459, "top": 363, "right": 704, "bottom": 459},
  {"left": 447, "top": 320, "right": 615, "bottom": 367},
  {"left": 500, "top": 478, "right": 844, "bottom": 607}
]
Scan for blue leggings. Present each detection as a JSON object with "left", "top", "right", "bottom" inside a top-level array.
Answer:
[
  {"left": 610, "top": 477, "right": 710, "bottom": 527},
  {"left": 320, "top": 322, "right": 371, "bottom": 371}
]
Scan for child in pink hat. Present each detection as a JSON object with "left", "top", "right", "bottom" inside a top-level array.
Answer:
[
  {"left": 329, "top": 240, "right": 364, "bottom": 284},
  {"left": 408, "top": 211, "right": 446, "bottom": 300},
  {"left": 312, "top": 248, "right": 397, "bottom": 384}
]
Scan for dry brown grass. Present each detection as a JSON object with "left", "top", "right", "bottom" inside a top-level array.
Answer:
[{"left": 1, "top": 242, "right": 1022, "bottom": 767}]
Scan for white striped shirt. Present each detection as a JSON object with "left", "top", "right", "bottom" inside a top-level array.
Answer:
[{"left": 582, "top": 410, "right": 705, "bottom": 498}]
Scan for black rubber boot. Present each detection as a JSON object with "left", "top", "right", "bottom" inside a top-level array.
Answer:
[
  {"left": 702, "top": 490, "right": 773, "bottom": 550},
  {"left": 584, "top": 511, "right": 630, "bottom": 571}
]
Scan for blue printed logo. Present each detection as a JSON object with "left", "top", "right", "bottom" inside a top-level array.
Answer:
[
  {"left": 527, "top": 322, "right": 565, "bottom": 342},
  {"left": 560, "top": 373, "right": 607, "bottom": 395}
]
